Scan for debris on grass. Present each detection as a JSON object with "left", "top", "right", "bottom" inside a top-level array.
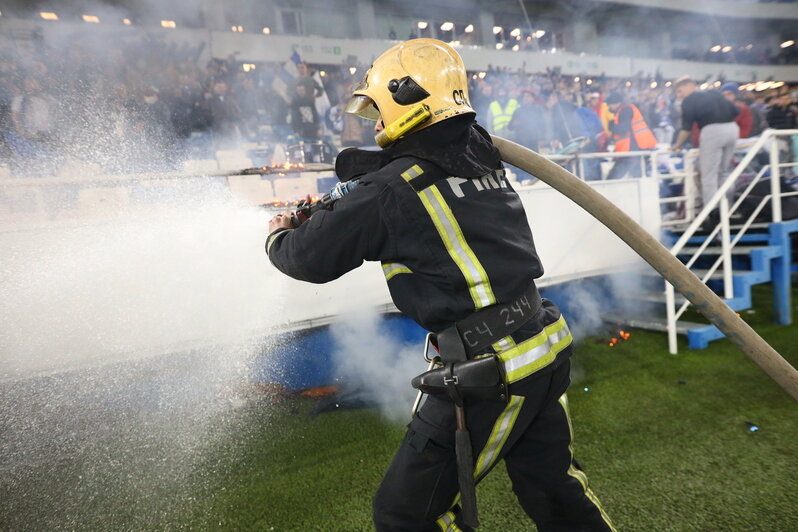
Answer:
[{"left": 745, "top": 421, "right": 759, "bottom": 433}]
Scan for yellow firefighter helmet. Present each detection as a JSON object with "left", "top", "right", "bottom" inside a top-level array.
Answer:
[{"left": 345, "top": 38, "right": 474, "bottom": 147}]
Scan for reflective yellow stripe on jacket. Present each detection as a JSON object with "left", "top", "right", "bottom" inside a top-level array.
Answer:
[
  {"left": 401, "top": 164, "right": 496, "bottom": 310},
  {"left": 381, "top": 261, "right": 412, "bottom": 280},
  {"left": 497, "top": 315, "right": 573, "bottom": 383}
]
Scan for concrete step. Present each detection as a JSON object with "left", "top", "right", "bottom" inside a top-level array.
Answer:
[
  {"left": 624, "top": 290, "right": 687, "bottom": 305},
  {"left": 622, "top": 289, "right": 751, "bottom": 312},
  {"left": 667, "top": 221, "right": 770, "bottom": 234},
  {"left": 603, "top": 311, "right": 726, "bottom": 349},
  {"left": 730, "top": 222, "right": 771, "bottom": 231},
  {"left": 677, "top": 245, "right": 774, "bottom": 256},
  {"left": 633, "top": 268, "right": 755, "bottom": 281},
  {"left": 603, "top": 312, "right": 705, "bottom": 335},
  {"left": 690, "top": 269, "right": 756, "bottom": 280}
]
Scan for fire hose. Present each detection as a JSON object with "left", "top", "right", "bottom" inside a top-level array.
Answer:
[{"left": 491, "top": 135, "right": 798, "bottom": 403}]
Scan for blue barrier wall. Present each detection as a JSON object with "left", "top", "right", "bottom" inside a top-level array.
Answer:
[{"left": 250, "top": 279, "right": 624, "bottom": 391}]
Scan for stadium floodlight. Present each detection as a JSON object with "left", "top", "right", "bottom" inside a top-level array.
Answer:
[
  {"left": 478, "top": 71, "right": 486, "bottom": 79},
  {"left": 123, "top": 18, "right": 132, "bottom": 25},
  {"left": 40, "top": 12, "right": 58, "bottom": 20},
  {"left": 495, "top": 42, "right": 504, "bottom": 50},
  {"left": 440, "top": 22, "right": 454, "bottom": 32},
  {"left": 417, "top": 21, "right": 428, "bottom": 30},
  {"left": 464, "top": 24, "right": 474, "bottom": 33},
  {"left": 650, "top": 81, "right": 657, "bottom": 88},
  {"left": 721, "top": 46, "right": 732, "bottom": 53},
  {"left": 161, "top": 20, "right": 176, "bottom": 29},
  {"left": 510, "top": 28, "right": 521, "bottom": 37},
  {"left": 262, "top": 27, "right": 271, "bottom": 34},
  {"left": 574, "top": 76, "right": 580, "bottom": 82},
  {"left": 781, "top": 40, "right": 795, "bottom": 48},
  {"left": 349, "top": 67, "right": 357, "bottom": 75},
  {"left": 493, "top": 26, "right": 503, "bottom": 35},
  {"left": 710, "top": 45, "right": 721, "bottom": 52},
  {"left": 512, "top": 44, "right": 520, "bottom": 51},
  {"left": 586, "top": 79, "right": 593, "bottom": 85},
  {"left": 534, "top": 30, "right": 546, "bottom": 38},
  {"left": 82, "top": 15, "right": 100, "bottom": 23}
]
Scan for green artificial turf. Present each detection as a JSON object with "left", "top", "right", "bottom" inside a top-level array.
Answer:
[
  {"left": 2, "top": 285, "right": 796, "bottom": 531},
  {"left": 175, "top": 284, "right": 797, "bottom": 532}
]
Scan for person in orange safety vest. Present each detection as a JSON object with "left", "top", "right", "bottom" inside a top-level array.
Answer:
[{"left": 606, "top": 91, "right": 657, "bottom": 179}]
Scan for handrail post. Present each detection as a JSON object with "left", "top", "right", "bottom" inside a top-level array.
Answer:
[
  {"left": 651, "top": 150, "right": 659, "bottom": 180},
  {"left": 719, "top": 196, "right": 734, "bottom": 300},
  {"left": 666, "top": 282, "right": 678, "bottom": 354},
  {"left": 685, "top": 152, "right": 696, "bottom": 222},
  {"left": 769, "top": 133, "right": 782, "bottom": 223}
]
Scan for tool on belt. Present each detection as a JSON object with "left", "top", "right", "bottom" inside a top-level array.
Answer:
[{"left": 411, "top": 284, "right": 542, "bottom": 528}]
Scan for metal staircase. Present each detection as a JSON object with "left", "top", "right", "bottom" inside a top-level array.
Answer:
[{"left": 606, "top": 129, "right": 798, "bottom": 353}]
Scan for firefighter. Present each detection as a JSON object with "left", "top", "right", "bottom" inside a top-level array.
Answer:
[
  {"left": 266, "top": 39, "right": 615, "bottom": 532},
  {"left": 606, "top": 91, "right": 657, "bottom": 179}
]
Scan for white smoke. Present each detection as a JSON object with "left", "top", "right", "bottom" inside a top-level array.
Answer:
[
  {"left": 549, "top": 269, "right": 650, "bottom": 342},
  {"left": 330, "top": 307, "right": 428, "bottom": 423}
]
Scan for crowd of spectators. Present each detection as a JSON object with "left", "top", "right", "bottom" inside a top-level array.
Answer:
[
  {"left": 0, "top": 31, "right": 796, "bottom": 179},
  {"left": 470, "top": 66, "right": 796, "bottom": 158},
  {"left": 0, "top": 32, "right": 369, "bottom": 174}
]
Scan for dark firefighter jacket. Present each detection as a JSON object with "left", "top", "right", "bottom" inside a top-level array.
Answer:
[{"left": 267, "top": 115, "right": 545, "bottom": 334}]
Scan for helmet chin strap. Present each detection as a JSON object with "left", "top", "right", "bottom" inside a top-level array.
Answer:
[{"left": 374, "top": 104, "right": 432, "bottom": 147}]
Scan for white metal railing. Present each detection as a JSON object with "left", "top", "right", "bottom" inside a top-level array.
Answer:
[
  {"left": 530, "top": 145, "right": 699, "bottom": 226},
  {"left": 664, "top": 128, "right": 798, "bottom": 354}
]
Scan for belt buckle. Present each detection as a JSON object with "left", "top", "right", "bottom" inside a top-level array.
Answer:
[
  {"left": 412, "top": 333, "right": 441, "bottom": 416},
  {"left": 423, "top": 332, "right": 436, "bottom": 362}
]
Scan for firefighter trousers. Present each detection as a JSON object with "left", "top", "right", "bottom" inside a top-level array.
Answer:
[{"left": 373, "top": 358, "right": 616, "bottom": 532}]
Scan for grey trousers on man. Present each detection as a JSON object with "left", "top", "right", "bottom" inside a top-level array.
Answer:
[{"left": 698, "top": 121, "right": 740, "bottom": 207}]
